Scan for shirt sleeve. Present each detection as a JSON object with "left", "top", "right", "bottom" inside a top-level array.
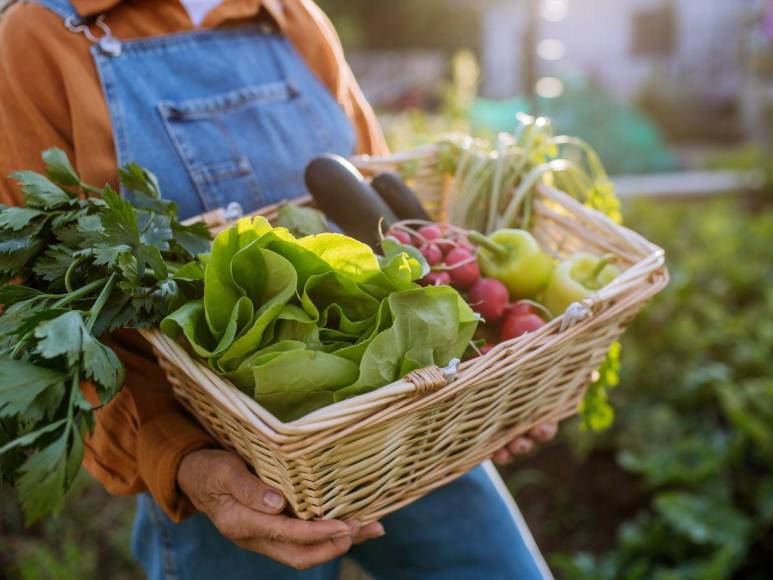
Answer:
[
  {"left": 0, "top": 4, "right": 73, "bottom": 205},
  {"left": 0, "top": 5, "right": 216, "bottom": 522},
  {"left": 84, "top": 330, "right": 216, "bottom": 522}
]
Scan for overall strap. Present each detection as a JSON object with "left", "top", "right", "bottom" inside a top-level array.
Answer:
[
  {"left": 22, "top": 0, "right": 122, "bottom": 56},
  {"left": 21, "top": 0, "right": 81, "bottom": 21}
]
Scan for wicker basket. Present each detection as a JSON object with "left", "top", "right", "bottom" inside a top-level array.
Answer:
[{"left": 141, "top": 146, "right": 668, "bottom": 523}]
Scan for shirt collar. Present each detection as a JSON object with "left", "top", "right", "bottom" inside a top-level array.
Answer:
[{"left": 71, "top": 0, "right": 285, "bottom": 29}]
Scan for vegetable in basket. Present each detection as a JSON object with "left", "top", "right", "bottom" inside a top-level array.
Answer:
[
  {"left": 500, "top": 301, "right": 547, "bottom": 342},
  {"left": 429, "top": 115, "right": 625, "bottom": 430},
  {"left": 304, "top": 154, "right": 398, "bottom": 248},
  {"left": 469, "top": 228, "right": 554, "bottom": 298},
  {"left": 543, "top": 252, "right": 620, "bottom": 316},
  {"left": 161, "top": 217, "right": 479, "bottom": 422},
  {"left": 0, "top": 149, "right": 210, "bottom": 522}
]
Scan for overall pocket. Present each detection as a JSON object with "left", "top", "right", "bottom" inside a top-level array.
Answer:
[{"left": 158, "top": 80, "right": 334, "bottom": 212}]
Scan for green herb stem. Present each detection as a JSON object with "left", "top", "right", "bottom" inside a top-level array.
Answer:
[
  {"left": 85, "top": 273, "right": 117, "bottom": 332},
  {"left": 51, "top": 278, "right": 107, "bottom": 309},
  {"left": 63, "top": 256, "right": 86, "bottom": 293}
]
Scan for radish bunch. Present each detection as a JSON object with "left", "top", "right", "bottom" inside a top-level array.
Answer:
[
  {"left": 386, "top": 220, "right": 550, "bottom": 354},
  {"left": 386, "top": 222, "right": 480, "bottom": 291}
]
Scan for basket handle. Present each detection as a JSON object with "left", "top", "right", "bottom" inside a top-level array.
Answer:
[{"left": 404, "top": 366, "right": 448, "bottom": 395}]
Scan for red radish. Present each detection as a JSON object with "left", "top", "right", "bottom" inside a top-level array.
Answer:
[
  {"left": 435, "top": 237, "right": 456, "bottom": 254},
  {"left": 417, "top": 224, "right": 442, "bottom": 242},
  {"left": 500, "top": 313, "right": 546, "bottom": 342},
  {"left": 389, "top": 229, "right": 412, "bottom": 245},
  {"left": 421, "top": 243, "right": 443, "bottom": 266},
  {"left": 445, "top": 247, "right": 480, "bottom": 289},
  {"left": 421, "top": 270, "right": 451, "bottom": 286},
  {"left": 457, "top": 236, "right": 475, "bottom": 253},
  {"left": 507, "top": 300, "right": 537, "bottom": 317},
  {"left": 467, "top": 277, "right": 509, "bottom": 323}
]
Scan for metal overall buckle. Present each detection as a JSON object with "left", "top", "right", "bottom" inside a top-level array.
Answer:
[{"left": 64, "top": 14, "right": 122, "bottom": 57}]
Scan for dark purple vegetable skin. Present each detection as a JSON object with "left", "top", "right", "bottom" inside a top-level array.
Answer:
[
  {"left": 371, "top": 172, "right": 430, "bottom": 221},
  {"left": 304, "top": 154, "right": 398, "bottom": 248}
]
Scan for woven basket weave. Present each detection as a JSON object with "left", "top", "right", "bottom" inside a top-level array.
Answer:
[{"left": 141, "top": 146, "right": 668, "bottom": 523}]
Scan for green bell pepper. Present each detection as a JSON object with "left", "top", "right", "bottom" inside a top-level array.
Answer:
[
  {"left": 469, "top": 229, "right": 554, "bottom": 299},
  {"left": 543, "top": 252, "right": 621, "bottom": 316}
]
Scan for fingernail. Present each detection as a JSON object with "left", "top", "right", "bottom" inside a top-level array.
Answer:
[
  {"left": 263, "top": 490, "right": 284, "bottom": 510},
  {"left": 515, "top": 441, "right": 530, "bottom": 453}
]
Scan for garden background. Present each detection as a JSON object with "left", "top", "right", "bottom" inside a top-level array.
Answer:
[{"left": 1, "top": 0, "right": 772, "bottom": 578}]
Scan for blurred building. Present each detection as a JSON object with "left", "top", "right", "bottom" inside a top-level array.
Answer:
[
  {"left": 481, "top": 0, "right": 749, "bottom": 102},
  {"left": 327, "top": 0, "right": 771, "bottom": 145}
]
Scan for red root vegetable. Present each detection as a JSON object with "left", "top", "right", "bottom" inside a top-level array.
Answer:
[
  {"left": 507, "top": 300, "right": 537, "bottom": 317},
  {"left": 417, "top": 224, "right": 442, "bottom": 243},
  {"left": 421, "top": 270, "right": 451, "bottom": 286},
  {"left": 500, "top": 312, "right": 546, "bottom": 342},
  {"left": 421, "top": 243, "right": 444, "bottom": 266},
  {"left": 444, "top": 247, "right": 480, "bottom": 290},
  {"left": 467, "top": 277, "right": 509, "bottom": 323},
  {"left": 435, "top": 237, "right": 456, "bottom": 254},
  {"left": 389, "top": 229, "right": 412, "bottom": 245}
]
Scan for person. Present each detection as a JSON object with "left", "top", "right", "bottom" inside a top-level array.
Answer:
[{"left": 0, "top": 1, "right": 558, "bottom": 578}]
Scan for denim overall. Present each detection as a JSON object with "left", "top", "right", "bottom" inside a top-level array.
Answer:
[{"left": 30, "top": 1, "right": 550, "bottom": 578}]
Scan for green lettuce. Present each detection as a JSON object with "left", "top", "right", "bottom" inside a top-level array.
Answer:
[{"left": 162, "top": 218, "right": 478, "bottom": 421}]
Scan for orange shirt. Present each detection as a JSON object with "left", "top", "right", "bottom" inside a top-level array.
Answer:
[{"left": 0, "top": 0, "right": 387, "bottom": 521}]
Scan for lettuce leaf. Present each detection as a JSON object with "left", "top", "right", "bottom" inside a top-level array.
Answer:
[{"left": 162, "top": 219, "right": 479, "bottom": 422}]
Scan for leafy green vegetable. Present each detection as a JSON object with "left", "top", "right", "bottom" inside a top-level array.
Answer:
[
  {"left": 275, "top": 203, "right": 330, "bottom": 237},
  {"left": 163, "top": 218, "right": 478, "bottom": 421},
  {"left": 0, "top": 150, "right": 209, "bottom": 522},
  {"left": 432, "top": 116, "right": 624, "bottom": 431}
]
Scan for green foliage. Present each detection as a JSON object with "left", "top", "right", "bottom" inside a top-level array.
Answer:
[
  {"left": 275, "top": 203, "right": 329, "bottom": 237},
  {"left": 579, "top": 342, "right": 620, "bottom": 431},
  {"left": 0, "top": 150, "right": 209, "bottom": 523},
  {"left": 0, "top": 475, "right": 139, "bottom": 579},
  {"left": 553, "top": 197, "right": 773, "bottom": 578},
  {"left": 162, "top": 219, "right": 477, "bottom": 421}
]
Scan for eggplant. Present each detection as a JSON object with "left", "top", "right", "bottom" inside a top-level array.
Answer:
[
  {"left": 371, "top": 172, "right": 430, "bottom": 221},
  {"left": 304, "top": 155, "right": 398, "bottom": 248}
]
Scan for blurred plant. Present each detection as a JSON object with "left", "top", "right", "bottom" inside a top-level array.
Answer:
[
  {"left": 552, "top": 197, "right": 773, "bottom": 578},
  {"left": 707, "top": 143, "right": 773, "bottom": 195},
  {"left": 380, "top": 49, "right": 479, "bottom": 152},
  {"left": 0, "top": 472, "right": 139, "bottom": 579},
  {"left": 441, "top": 50, "right": 480, "bottom": 122}
]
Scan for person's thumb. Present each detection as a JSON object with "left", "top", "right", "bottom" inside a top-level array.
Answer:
[{"left": 220, "top": 455, "right": 287, "bottom": 514}]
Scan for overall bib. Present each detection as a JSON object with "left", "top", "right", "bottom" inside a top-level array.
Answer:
[{"left": 28, "top": 1, "right": 551, "bottom": 578}]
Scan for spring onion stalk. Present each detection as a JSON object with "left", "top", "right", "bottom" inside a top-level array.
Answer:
[{"left": 439, "top": 115, "right": 617, "bottom": 233}]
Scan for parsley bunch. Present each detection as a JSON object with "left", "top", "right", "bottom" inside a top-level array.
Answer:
[{"left": 0, "top": 149, "right": 210, "bottom": 522}]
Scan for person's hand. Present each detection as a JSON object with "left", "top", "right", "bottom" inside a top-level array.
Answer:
[
  {"left": 492, "top": 421, "right": 558, "bottom": 465},
  {"left": 177, "top": 449, "right": 384, "bottom": 569}
]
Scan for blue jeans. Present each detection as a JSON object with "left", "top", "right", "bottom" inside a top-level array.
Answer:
[{"left": 132, "top": 462, "right": 551, "bottom": 579}]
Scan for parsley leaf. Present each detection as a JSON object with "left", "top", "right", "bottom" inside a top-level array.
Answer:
[{"left": 0, "top": 148, "right": 211, "bottom": 522}]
